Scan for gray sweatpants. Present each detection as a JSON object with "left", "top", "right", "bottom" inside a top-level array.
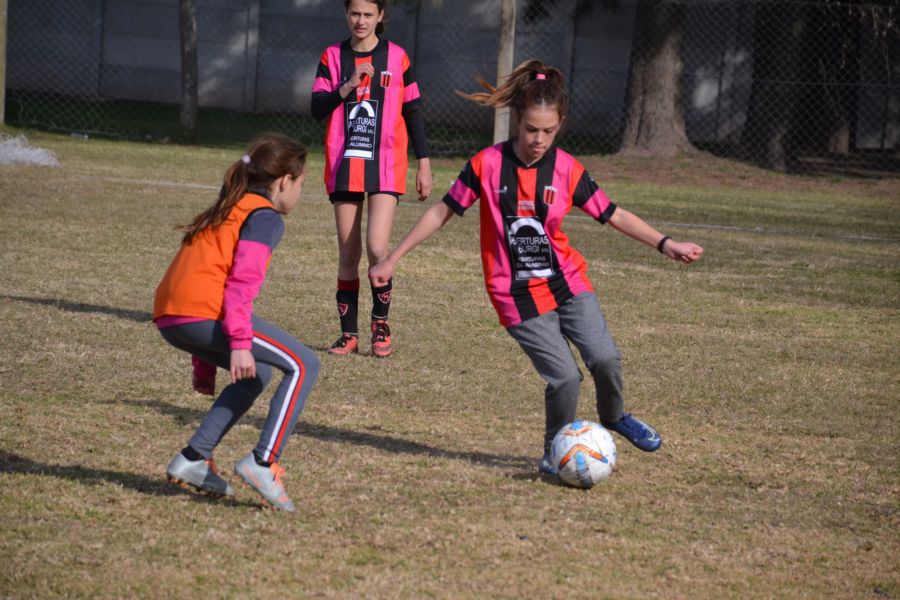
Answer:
[
  {"left": 159, "top": 316, "right": 320, "bottom": 463},
  {"left": 506, "top": 292, "right": 624, "bottom": 453}
]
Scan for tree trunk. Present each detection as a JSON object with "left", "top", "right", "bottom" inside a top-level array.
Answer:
[
  {"left": 179, "top": 0, "right": 198, "bottom": 144},
  {"left": 619, "top": 0, "right": 694, "bottom": 157},
  {"left": 797, "top": 2, "right": 861, "bottom": 155},
  {"left": 741, "top": 3, "right": 807, "bottom": 171}
]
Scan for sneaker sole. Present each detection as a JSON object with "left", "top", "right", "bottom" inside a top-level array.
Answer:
[
  {"left": 327, "top": 348, "right": 359, "bottom": 356},
  {"left": 372, "top": 342, "right": 392, "bottom": 357},
  {"left": 166, "top": 474, "right": 232, "bottom": 499}
]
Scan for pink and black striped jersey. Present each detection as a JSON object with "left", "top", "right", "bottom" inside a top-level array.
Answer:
[
  {"left": 443, "top": 142, "right": 618, "bottom": 328},
  {"left": 312, "top": 39, "right": 424, "bottom": 195}
]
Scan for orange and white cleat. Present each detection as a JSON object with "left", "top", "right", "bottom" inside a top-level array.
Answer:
[
  {"left": 371, "top": 319, "right": 392, "bottom": 358},
  {"left": 327, "top": 333, "right": 359, "bottom": 356},
  {"left": 166, "top": 453, "right": 234, "bottom": 498},
  {"left": 234, "top": 453, "right": 294, "bottom": 512}
]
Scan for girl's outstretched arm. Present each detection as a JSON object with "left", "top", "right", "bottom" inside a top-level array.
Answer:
[
  {"left": 369, "top": 201, "right": 455, "bottom": 285},
  {"left": 608, "top": 207, "right": 704, "bottom": 264}
]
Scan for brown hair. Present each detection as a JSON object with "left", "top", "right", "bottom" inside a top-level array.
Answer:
[
  {"left": 344, "top": 0, "right": 388, "bottom": 36},
  {"left": 179, "top": 133, "right": 307, "bottom": 244},
  {"left": 458, "top": 59, "right": 569, "bottom": 120}
]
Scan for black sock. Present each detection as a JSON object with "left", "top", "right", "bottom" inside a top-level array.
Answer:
[
  {"left": 181, "top": 446, "right": 204, "bottom": 461},
  {"left": 252, "top": 449, "right": 270, "bottom": 466},
  {"left": 371, "top": 278, "right": 393, "bottom": 321},
  {"left": 336, "top": 278, "right": 360, "bottom": 335}
]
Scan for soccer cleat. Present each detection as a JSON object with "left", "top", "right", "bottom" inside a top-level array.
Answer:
[
  {"left": 538, "top": 453, "right": 558, "bottom": 476},
  {"left": 327, "top": 333, "right": 359, "bottom": 356},
  {"left": 602, "top": 413, "right": 662, "bottom": 452},
  {"left": 371, "top": 319, "right": 392, "bottom": 357},
  {"left": 234, "top": 453, "right": 295, "bottom": 512},
  {"left": 192, "top": 373, "right": 215, "bottom": 396},
  {"left": 166, "top": 453, "right": 234, "bottom": 498}
]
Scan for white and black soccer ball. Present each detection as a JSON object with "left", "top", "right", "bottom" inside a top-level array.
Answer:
[{"left": 550, "top": 420, "right": 617, "bottom": 488}]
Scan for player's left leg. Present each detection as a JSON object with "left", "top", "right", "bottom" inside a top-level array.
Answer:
[
  {"left": 559, "top": 292, "right": 661, "bottom": 452},
  {"left": 366, "top": 193, "right": 398, "bottom": 357}
]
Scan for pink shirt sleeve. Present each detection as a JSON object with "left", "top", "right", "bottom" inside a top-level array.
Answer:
[{"left": 222, "top": 239, "right": 272, "bottom": 350}]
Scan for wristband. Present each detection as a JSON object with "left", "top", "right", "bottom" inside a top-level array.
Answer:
[{"left": 656, "top": 235, "right": 671, "bottom": 254}]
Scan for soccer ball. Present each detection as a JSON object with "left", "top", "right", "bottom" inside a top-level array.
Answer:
[{"left": 550, "top": 420, "right": 617, "bottom": 488}]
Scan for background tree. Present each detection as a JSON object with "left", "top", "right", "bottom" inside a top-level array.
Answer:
[
  {"left": 619, "top": 0, "right": 695, "bottom": 157},
  {"left": 740, "top": 3, "right": 808, "bottom": 171}
]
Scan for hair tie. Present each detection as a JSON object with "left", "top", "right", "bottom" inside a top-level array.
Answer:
[
  {"left": 535, "top": 73, "right": 547, "bottom": 80},
  {"left": 240, "top": 155, "right": 251, "bottom": 165}
]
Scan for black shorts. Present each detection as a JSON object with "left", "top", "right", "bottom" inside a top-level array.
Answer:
[{"left": 329, "top": 191, "right": 401, "bottom": 204}]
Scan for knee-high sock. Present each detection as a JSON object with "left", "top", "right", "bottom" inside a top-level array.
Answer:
[
  {"left": 336, "top": 278, "right": 360, "bottom": 335},
  {"left": 371, "top": 278, "right": 393, "bottom": 321}
]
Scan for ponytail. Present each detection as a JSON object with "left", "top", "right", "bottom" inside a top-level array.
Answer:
[
  {"left": 179, "top": 133, "right": 307, "bottom": 244},
  {"left": 458, "top": 59, "right": 569, "bottom": 120}
]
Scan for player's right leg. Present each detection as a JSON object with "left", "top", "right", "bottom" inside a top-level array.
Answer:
[
  {"left": 329, "top": 198, "right": 364, "bottom": 355},
  {"left": 507, "top": 311, "right": 581, "bottom": 476},
  {"left": 234, "top": 317, "right": 320, "bottom": 512}
]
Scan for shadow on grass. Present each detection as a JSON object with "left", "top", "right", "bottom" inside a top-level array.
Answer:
[
  {"left": 123, "top": 398, "right": 534, "bottom": 472},
  {"left": 1, "top": 295, "right": 151, "bottom": 323},
  {"left": 0, "top": 449, "right": 260, "bottom": 508}
]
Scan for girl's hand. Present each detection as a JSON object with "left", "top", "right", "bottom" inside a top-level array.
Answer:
[
  {"left": 348, "top": 63, "right": 375, "bottom": 89},
  {"left": 369, "top": 259, "right": 396, "bottom": 287},
  {"left": 665, "top": 240, "right": 704, "bottom": 264},
  {"left": 416, "top": 158, "right": 433, "bottom": 202},
  {"left": 230, "top": 349, "right": 256, "bottom": 383}
]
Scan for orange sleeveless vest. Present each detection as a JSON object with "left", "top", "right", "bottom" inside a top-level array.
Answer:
[{"left": 153, "top": 193, "right": 274, "bottom": 321}]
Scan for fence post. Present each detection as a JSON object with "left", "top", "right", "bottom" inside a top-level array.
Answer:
[
  {"left": 494, "top": 0, "right": 516, "bottom": 144},
  {"left": 0, "top": 0, "right": 7, "bottom": 125},
  {"left": 242, "top": 0, "right": 260, "bottom": 112},
  {"left": 179, "top": 0, "right": 198, "bottom": 143}
]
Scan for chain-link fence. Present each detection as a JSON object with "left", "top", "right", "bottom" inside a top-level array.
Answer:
[{"left": 5, "top": 0, "right": 899, "bottom": 171}]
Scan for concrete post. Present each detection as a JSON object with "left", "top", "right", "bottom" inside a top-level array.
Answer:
[{"left": 493, "top": 0, "right": 516, "bottom": 143}]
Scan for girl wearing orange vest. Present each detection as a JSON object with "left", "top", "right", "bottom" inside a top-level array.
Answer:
[{"left": 153, "top": 133, "right": 319, "bottom": 512}]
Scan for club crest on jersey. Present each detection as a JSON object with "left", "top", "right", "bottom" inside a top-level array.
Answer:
[
  {"left": 377, "top": 291, "right": 393, "bottom": 305},
  {"left": 543, "top": 185, "right": 558, "bottom": 205},
  {"left": 380, "top": 70, "right": 392, "bottom": 87},
  {"left": 337, "top": 302, "right": 350, "bottom": 317}
]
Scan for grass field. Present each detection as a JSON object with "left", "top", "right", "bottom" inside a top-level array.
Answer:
[{"left": 1, "top": 129, "right": 898, "bottom": 598}]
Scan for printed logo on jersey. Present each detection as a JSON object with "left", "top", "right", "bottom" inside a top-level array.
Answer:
[
  {"left": 380, "top": 70, "right": 392, "bottom": 87},
  {"left": 494, "top": 185, "right": 508, "bottom": 195},
  {"left": 337, "top": 302, "right": 350, "bottom": 317},
  {"left": 543, "top": 185, "right": 558, "bottom": 205},
  {"left": 518, "top": 199, "right": 535, "bottom": 214},
  {"left": 344, "top": 100, "right": 379, "bottom": 160},
  {"left": 377, "top": 290, "right": 392, "bottom": 305},
  {"left": 506, "top": 216, "right": 557, "bottom": 280}
]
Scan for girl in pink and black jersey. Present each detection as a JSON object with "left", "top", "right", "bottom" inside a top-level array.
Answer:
[
  {"left": 311, "top": 0, "right": 432, "bottom": 358},
  {"left": 153, "top": 134, "right": 319, "bottom": 511},
  {"left": 370, "top": 60, "right": 704, "bottom": 475}
]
